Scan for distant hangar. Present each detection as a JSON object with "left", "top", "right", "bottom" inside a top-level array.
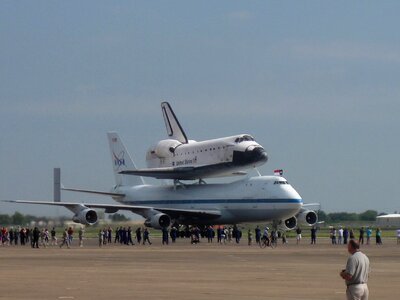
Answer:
[{"left": 376, "top": 214, "right": 400, "bottom": 227}]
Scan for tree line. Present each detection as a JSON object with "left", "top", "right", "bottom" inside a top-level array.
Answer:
[
  {"left": 317, "top": 210, "right": 381, "bottom": 223},
  {"left": 0, "top": 212, "right": 130, "bottom": 226},
  {"left": 0, "top": 212, "right": 58, "bottom": 226}
]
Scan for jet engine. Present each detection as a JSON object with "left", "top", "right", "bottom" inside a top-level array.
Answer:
[
  {"left": 144, "top": 213, "right": 171, "bottom": 229},
  {"left": 297, "top": 210, "right": 318, "bottom": 226},
  {"left": 72, "top": 208, "right": 98, "bottom": 225},
  {"left": 278, "top": 216, "right": 297, "bottom": 231}
]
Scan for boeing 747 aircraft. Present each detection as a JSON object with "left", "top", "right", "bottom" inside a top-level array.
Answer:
[
  {"left": 120, "top": 102, "right": 268, "bottom": 180},
  {"left": 4, "top": 132, "right": 317, "bottom": 230}
]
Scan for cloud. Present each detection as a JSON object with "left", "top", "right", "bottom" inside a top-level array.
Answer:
[
  {"left": 288, "top": 40, "right": 400, "bottom": 63},
  {"left": 226, "top": 11, "right": 253, "bottom": 21},
  {"left": 0, "top": 94, "right": 158, "bottom": 118}
]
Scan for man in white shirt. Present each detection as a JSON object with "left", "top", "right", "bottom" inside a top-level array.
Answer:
[
  {"left": 338, "top": 227, "right": 344, "bottom": 244},
  {"left": 340, "top": 239, "right": 370, "bottom": 300}
]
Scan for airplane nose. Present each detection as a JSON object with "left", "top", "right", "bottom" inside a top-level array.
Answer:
[{"left": 232, "top": 146, "right": 268, "bottom": 166}]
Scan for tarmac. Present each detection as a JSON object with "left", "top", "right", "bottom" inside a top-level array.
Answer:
[{"left": 0, "top": 237, "right": 399, "bottom": 300}]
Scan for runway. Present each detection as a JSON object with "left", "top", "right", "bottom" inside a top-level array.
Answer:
[{"left": 0, "top": 237, "right": 398, "bottom": 300}]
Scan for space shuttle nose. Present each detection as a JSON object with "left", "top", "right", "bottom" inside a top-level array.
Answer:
[
  {"left": 232, "top": 146, "right": 268, "bottom": 166},
  {"left": 254, "top": 147, "right": 268, "bottom": 163}
]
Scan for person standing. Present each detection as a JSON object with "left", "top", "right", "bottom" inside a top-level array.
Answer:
[
  {"left": 135, "top": 227, "right": 142, "bottom": 244},
  {"left": 247, "top": 229, "right": 253, "bottom": 246},
  {"left": 206, "top": 226, "right": 213, "bottom": 243},
  {"left": 14, "top": 228, "right": 19, "bottom": 245},
  {"left": 358, "top": 227, "right": 365, "bottom": 245},
  {"left": 162, "top": 227, "right": 169, "bottom": 245},
  {"left": 78, "top": 227, "right": 84, "bottom": 247},
  {"left": 40, "top": 229, "right": 47, "bottom": 248},
  {"left": 255, "top": 226, "right": 261, "bottom": 246},
  {"left": 27, "top": 228, "right": 33, "bottom": 245},
  {"left": 67, "top": 227, "right": 74, "bottom": 245},
  {"left": 114, "top": 227, "right": 120, "bottom": 243},
  {"left": 375, "top": 228, "right": 382, "bottom": 245},
  {"left": 331, "top": 227, "right": 337, "bottom": 245},
  {"left": 236, "top": 227, "right": 242, "bottom": 244},
  {"left": 349, "top": 228, "right": 355, "bottom": 240},
  {"left": 366, "top": 227, "right": 372, "bottom": 245},
  {"left": 343, "top": 227, "right": 349, "bottom": 244},
  {"left": 338, "top": 227, "right": 344, "bottom": 244},
  {"left": 216, "top": 227, "right": 222, "bottom": 243},
  {"left": 340, "top": 239, "right": 370, "bottom": 300},
  {"left": 296, "top": 227, "right": 302, "bottom": 245},
  {"left": 310, "top": 226, "right": 317, "bottom": 244},
  {"left": 127, "top": 227, "right": 134, "bottom": 245},
  {"left": 51, "top": 227, "right": 57, "bottom": 246},
  {"left": 106, "top": 227, "right": 112, "bottom": 244},
  {"left": 59, "top": 228, "right": 70, "bottom": 249},
  {"left": 19, "top": 228, "right": 26, "bottom": 246},
  {"left": 32, "top": 227, "right": 40, "bottom": 248},
  {"left": 143, "top": 228, "right": 152, "bottom": 245},
  {"left": 98, "top": 229, "right": 104, "bottom": 247},
  {"left": 170, "top": 226, "right": 178, "bottom": 243}
]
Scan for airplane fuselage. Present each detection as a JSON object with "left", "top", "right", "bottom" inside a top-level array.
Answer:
[{"left": 112, "top": 175, "right": 302, "bottom": 225}]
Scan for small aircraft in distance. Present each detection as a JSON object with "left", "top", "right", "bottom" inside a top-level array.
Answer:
[
  {"left": 119, "top": 102, "right": 268, "bottom": 181},
  {"left": 4, "top": 132, "right": 317, "bottom": 230}
]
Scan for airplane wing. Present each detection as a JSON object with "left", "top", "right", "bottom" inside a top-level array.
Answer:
[
  {"left": 61, "top": 187, "right": 125, "bottom": 198},
  {"left": 302, "top": 203, "right": 321, "bottom": 209},
  {"left": 2, "top": 200, "right": 221, "bottom": 220},
  {"left": 120, "top": 166, "right": 247, "bottom": 180}
]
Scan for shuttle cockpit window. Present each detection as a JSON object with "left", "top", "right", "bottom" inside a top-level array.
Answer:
[{"left": 235, "top": 135, "right": 255, "bottom": 143}]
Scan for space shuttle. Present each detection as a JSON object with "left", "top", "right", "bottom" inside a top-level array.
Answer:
[{"left": 120, "top": 102, "right": 268, "bottom": 180}]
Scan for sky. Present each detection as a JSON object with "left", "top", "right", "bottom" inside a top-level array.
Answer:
[{"left": 1, "top": 1, "right": 400, "bottom": 218}]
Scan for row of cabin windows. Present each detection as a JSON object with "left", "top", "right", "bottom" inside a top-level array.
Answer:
[{"left": 173, "top": 146, "right": 226, "bottom": 157}]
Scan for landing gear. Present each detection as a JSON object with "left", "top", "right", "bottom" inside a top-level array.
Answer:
[
  {"left": 173, "top": 179, "right": 207, "bottom": 189},
  {"left": 173, "top": 179, "right": 186, "bottom": 190}
]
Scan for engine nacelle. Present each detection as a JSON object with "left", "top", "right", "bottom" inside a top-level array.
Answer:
[
  {"left": 144, "top": 213, "right": 171, "bottom": 229},
  {"left": 278, "top": 216, "right": 297, "bottom": 231},
  {"left": 153, "top": 139, "right": 182, "bottom": 158},
  {"left": 72, "top": 209, "right": 98, "bottom": 225},
  {"left": 297, "top": 210, "right": 318, "bottom": 226}
]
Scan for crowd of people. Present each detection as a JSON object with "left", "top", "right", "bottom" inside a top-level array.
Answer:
[
  {"left": 1, "top": 226, "right": 60, "bottom": 248},
  {"left": 324, "top": 226, "right": 384, "bottom": 245},
  {"left": 1, "top": 224, "right": 399, "bottom": 248}
]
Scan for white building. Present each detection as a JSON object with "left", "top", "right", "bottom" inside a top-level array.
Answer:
[{"left": 376, "top": 214, "right": 400, "bottom": 228}]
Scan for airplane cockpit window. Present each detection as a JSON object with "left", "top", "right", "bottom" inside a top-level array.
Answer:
[{"left": 274, "top": 181, "right": 289, "bottom": 185}]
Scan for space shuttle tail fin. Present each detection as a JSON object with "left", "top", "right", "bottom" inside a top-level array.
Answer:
[
  {"left": 161, "top": 101, "right": 188, "bottom": 143},
  {"left": 107, "top": 132, "right": 145, "bottom": 186}
]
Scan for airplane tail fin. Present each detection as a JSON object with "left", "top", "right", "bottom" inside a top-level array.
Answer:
[
  {"left": 161, "top": 101, "right": 188, "bottom": 144},
  {"left": 107, "top": 132, "right": 145, "bottom": 186}
]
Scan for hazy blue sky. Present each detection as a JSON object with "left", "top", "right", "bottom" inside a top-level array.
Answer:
[{"left": 1, "top": 1, "right": 399, "bottom": 218}]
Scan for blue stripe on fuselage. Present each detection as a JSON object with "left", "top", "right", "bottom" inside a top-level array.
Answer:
[{"left": 123, "top": 198, "right": 303, "bottom": 205}]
